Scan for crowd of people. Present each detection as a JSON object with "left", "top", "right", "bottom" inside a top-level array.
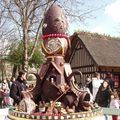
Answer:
[
  {"left": 0, "top": 71, "right": 34, "bottom": 108},
  {"left": 0, "top": 71, "right": 120, "bottom": 120},
  {"left": 86, "top": 72, "right": 120, "bottom": 120}
]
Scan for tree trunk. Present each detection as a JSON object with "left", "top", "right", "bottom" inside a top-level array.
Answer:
[
  {"left": 22, "top": 60, "right": 29, "bottom": 72},
  {"left": 12, "top": 65, "right": 18, "bottom": 77},
  {"left": 1, "top": 60, "right": 6, "bottom": 81},
  {"left": 22, "top": 27, "right": 29, "bottom": 72}
]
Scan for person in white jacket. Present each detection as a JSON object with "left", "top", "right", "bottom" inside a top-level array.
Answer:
[{"left": 92, "top": 72, "right": 103, "bottom": 101}]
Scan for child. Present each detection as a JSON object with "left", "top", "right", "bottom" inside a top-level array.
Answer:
[
  {"left": 2, "top": 80, "right": 11, "bottom": 106},
  {"left": 110, "top": 90, "right": 120, "bottom": 120}
]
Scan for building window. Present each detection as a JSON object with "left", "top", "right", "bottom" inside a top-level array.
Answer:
[{"left": 114, "top": 75, "right": 119, "bottom": 88}]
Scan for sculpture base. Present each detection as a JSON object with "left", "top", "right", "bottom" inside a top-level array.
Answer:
[{"left": 8, "top": 108, "right": 104, "bottom": 120}]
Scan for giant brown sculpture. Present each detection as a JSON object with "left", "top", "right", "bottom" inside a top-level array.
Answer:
[{"left": 21, "top": 4, "right": 91, "bottom": 113}]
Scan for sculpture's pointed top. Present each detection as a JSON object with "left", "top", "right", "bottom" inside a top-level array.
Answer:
[{"left": 42, "top": 4, "right": 68, "bottom": 35}]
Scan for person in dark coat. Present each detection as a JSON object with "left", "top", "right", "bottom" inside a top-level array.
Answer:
[
  {"left": 95, "top": 80, "right": 112, "bottom": 107},
  {"left": 104, "top": 72, "right": 114, "bottom": 91},
  {"left": 10, "top": 71, "right": 27, "bottom": 105},
  {"left": 86, "top": 75, "right": 93, "bottom": 94}
]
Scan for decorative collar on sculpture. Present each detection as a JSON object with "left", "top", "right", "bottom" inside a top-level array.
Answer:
[{"left": 41, "top": 34, "right": 69, "bottom": 40}]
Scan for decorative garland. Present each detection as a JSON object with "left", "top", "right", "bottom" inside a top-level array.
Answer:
[{"left": 41, "top": 34, "right": 69, "bottom": 40}]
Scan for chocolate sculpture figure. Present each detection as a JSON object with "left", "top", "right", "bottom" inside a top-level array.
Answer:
[{"left": 22, "top": 4, "right": 91, "bottom": 113}]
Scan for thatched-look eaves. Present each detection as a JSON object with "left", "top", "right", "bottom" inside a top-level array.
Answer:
[{"left": 72, "top": 32, "right": 120, "bottom": 67}]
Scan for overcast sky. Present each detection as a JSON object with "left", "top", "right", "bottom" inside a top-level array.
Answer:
[{"left": 69, "top": 0, "right": 120, "bottom": 37}]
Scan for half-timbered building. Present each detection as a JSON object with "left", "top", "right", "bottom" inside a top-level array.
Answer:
[{"left": 66, "top": 32, "right": 120, "bottom": 89}]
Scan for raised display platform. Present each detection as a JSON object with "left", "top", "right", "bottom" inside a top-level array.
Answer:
[{"left": 7, "top": 107, "right": 105, "bottom": 120}]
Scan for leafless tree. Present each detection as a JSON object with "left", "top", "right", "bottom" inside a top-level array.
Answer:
[
  {"left": 0, "top": 1, "right": 17, "bottom": 80},
  {"left": 2, "top": 0, "right": 57, "bottom": 71},
  {"left": 2, "top": 0, "right": 103, "bottom": 71}
]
